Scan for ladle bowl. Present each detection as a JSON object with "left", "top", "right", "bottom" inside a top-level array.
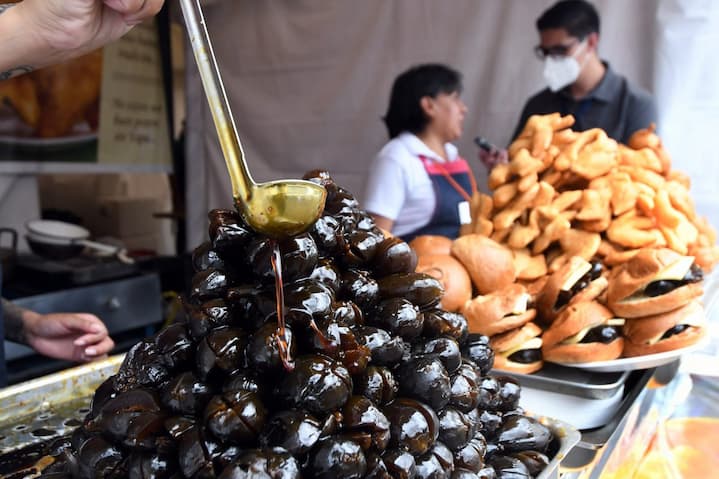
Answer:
[
  {"left": 239, "top": 179, "right": 327, "bottom": 238},
  {"left": 180, "top": 0, "right": 326, "bottom": 238}
]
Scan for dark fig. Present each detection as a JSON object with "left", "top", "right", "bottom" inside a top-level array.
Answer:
[
  {"left": 488, "top": 455, "right": 531, "bottom": 478},
  {"left": 196, "top": 326, "right": 247, "bottom": 381},
  {"left": 208, "top": 208, "right": 254, "bottom": 256},
  {"left": 185, "top": 298, "right": 232, "bottom": 341},
  {"left": 161, "top": 372, "right": 213, "bottom": 416},
  {"left": 355, "top": 326, "right": 405, "bottom": 367},
  {"left": 218, "top": 448, "right": 300, "bottom": 479},
  {"left": 454, "top": 433, "right": 487, "bottom": 473},
  {"left": 114, "top": 340, "right": 170, "bottom": 391},
  {"left": 341, "top": 269, "right": 380, "bottom": 310},
  {"left": 308, "top": 437, "right": 367, "bottom": 479},
  {"left": 495, "top": 376, "right": 522, "bottom": 412},
  {"left": 423, "top": 310, "right": 469, "bottom": 344},
  {"left": 495, "top": 416, "right": 553, "bottom": 454},
  {"left": 382, "top": 448, "right": 417, "bottom": 479},
  {"left": 204, "top": 390, "right": 266, "bottom": 445},
  {"left": 372, "top": 236, "right": 417, "bottom": 276},
  {"left": 342, "top": 395, "right": 391, "bottom": 451},
  {"left": 462, "top": 334, "right": 495, "bottom": 376},
  {"left": 414, "top": 336, "right": 462, "bottom": 374},
  {"left": 155, "top": 322, "right": 195, "bottom": 370},
  {"left": 310, "top": 257, "right": 343, "bottom": 292},
  {"left": 510, "top": 451, "right": 549, "bottom": 476},
  {"left": 383, "top": 398, "right": 439, "bottom": 456},
  {"left": 192, "top": 241, "right": 226, "bottom": 272},
  {"left": 77, "top": 436, "right": 125, "bottom": 479},
  {"left": 439, "top": 407, "right": 475, "bottom": 451},
  {"left": 246, "top": 322, "right": 296, "bottom": 372},
  {"left": 275, "top": 354, "right": 352, "bottom": 415},
  {"left": 190, "top": 268, "right": 229, "bottom": 301},
  {"left": 311, "top": 215, "right": 343, "bottom": 258},
  {"left": 450, "top": 361, "right": 482, "bottom": 412},
  {"left": 396, "top": 357, "right": 451, "bottom": 411},
  {"left": 246, "top": 234, "right": 318, "bottom": 283},
  {"left": 354, "top": 365, "right": 398, "bottom": 406},
  {"left": 370, "top": 298, "right": 424, "bottom": 340},
  {"left": 259, "top": 410, "right": 323, "bottom": 455},
  {"left": 377, "top": 272, "right": 443, "bottom": 310}
]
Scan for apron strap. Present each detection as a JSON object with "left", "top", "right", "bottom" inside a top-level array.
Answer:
[{"left": 419, "top": 156, "right": 477, "bottom": 203}]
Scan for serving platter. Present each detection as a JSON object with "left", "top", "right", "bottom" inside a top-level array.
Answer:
[{"left": 545, "top": 341, "right": 703, "bottom": 373}]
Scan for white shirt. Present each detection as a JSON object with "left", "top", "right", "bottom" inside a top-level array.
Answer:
[{"left": 363, "top": 133, "right": 459, "bottom": 237}]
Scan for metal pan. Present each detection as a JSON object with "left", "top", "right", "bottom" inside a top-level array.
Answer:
[
  {"left": 0, "top": 354, "right": 581, "bottom": 478},
  {"left": 24, "top": 219, "right": 133, "bottom": 264}
]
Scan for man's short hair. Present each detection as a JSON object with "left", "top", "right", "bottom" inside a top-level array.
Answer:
[{"left": 536, "top": 0, "right": 600, "bottom": 39}]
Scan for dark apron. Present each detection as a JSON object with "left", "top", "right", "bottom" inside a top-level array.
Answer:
[{"left": 401, "top": 155, "right": 473, "bottom": 243}]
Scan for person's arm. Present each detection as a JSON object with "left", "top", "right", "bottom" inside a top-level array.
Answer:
[
  {"left": 370, "top": 214, "right": 394, "bottom": 233},
  {"left": 2, "top": 298, "right": 114, "bottom": 362},
  {"left": 363, "top": 150, "right": 407, "bottom": 235},
  {"left": 0, "top": 0, "right": 164, "bottom": 80},
  {"left": 2, "top": 297, "right": 28, "bottom": 344}
]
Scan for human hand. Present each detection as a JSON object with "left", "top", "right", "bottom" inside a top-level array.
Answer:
[
  {"left": 17, "top": 0, "right": 164, "bottom": 57},
  {"left": 24, "top": 312, "right": 115, "bottom": 362},
  {"left": 478, "top": 147, "right": 509, "bottom": 170}
]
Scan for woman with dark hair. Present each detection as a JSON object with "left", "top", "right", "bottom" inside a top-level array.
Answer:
[{"left": 364, "top": 63, "right": 475, "bottom": 242}]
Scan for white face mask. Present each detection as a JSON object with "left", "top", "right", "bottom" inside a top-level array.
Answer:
[{"left": 542, "top": 41, "right": 586, "bottom": 92}]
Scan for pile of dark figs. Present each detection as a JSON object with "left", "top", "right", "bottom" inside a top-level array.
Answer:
[{"left": 40, "top": 171, "right": 557, "bottom": 478}]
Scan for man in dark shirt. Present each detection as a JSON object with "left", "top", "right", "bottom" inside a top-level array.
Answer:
[
  {"left": 479, "top": 1, "right": 658, "bottom": 169},
  {"left": 514, "top": 0, "right": 657, "bottom": 144}
]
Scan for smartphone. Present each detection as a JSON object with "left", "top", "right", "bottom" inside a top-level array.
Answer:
[{"left": 474, "top": 136, "right": 495, "bottom": 152}]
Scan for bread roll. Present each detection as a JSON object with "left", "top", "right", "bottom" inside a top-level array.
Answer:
[
  {"left": 541, "top": 301, "right": 624, "bottom": 363},
  {"left": 491, "top": 322, "right": 544, "bottom": 374},
  {"left": 409, "top": 235, "right": 453, "bottom": 257},
  {"left": 622, "top": 300, "right": 706, "bottom": 357},
  {"left": 415, "top": 254, "right": 472, "bottom": 313},
  {"left": 461, "top": 283, "right": 535, "bottom": 336},
  {"left": 451, "top": 234, "right": 516, "bottom": 294},
  {"left": 606, "top": 248, "right": 703, "bottom": 318}
]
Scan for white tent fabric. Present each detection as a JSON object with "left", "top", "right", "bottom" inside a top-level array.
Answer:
[{"left": 185, "top": 0, "right": 717, "bottom": 250}]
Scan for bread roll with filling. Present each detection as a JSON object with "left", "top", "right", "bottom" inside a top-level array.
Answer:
[
  {"left": 542, "top": 301, "right": 624, "bottom": 363},
  {"left": 606, "top": 248, "right": 703, "bottom": 318},
  {"left": 461, "top": 283, "right": 536, "bottom": 336},
  {"left": 622, "top": 300, "right": 706, "bottom": 357},
  {"left": 491, "top": 322, "right": 544, "bottom": 374}
]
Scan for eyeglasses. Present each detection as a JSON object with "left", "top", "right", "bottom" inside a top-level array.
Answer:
[{"left": 534, "top": 39, "right": 580, "bottom": 60}]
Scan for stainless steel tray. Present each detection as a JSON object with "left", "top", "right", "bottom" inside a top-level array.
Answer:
[
  {"left": 0, "top": 354, "right": 579, "bottom": 478},
  {"left": 535, "top": 415, "right": 582, "bottom": 479},
  {"left": 0, "top": 354, "right": 124, "bottom": 463},
  {"left": 495, "top": 364, "right": 630, "bottom": 399}
]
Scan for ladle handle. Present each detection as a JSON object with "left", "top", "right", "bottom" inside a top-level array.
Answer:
[{"left": 179, "top": 0, "right": 253, "bottom": 200}]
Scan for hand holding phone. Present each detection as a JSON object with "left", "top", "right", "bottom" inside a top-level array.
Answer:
[
  {"left": 474, "top": 136, "right": 495, "bottom": 152},
  {"left": 474, "top": 136, "right": 508, "bottom": 169}
]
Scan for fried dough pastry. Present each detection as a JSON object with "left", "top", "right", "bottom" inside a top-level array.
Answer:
[{"left": 0, "top": 49, "right": 103, "bottom": 138}]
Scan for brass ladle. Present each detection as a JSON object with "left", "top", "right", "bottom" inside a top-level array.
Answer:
[{"left": 180, "top": 0, "right": 326, "bottom": 238}]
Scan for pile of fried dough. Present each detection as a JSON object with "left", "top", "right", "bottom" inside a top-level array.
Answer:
[
  {"left": 414, "top": 114, "right": 718, "bottom": 371},
  {"left": 461, "top": 113, "right": 719, "bottom": 279}
]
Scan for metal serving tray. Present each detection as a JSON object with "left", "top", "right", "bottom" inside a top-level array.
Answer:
[
  {"left": 0, "top": 354, "right": 579, "bottom": 478},
  {"left": 535, "top": 415, "right": 582, "bottom": 479},
  {"left": 0, "top": 354, "right": 124, "bottom": 476},
  {"left": 496, "top": 364, "right": 630, "bottom": 400}
]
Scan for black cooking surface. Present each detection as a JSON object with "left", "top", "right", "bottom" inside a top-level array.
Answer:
[{"left": 5, "top": 254, "right": 139, "bottom": 297}]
